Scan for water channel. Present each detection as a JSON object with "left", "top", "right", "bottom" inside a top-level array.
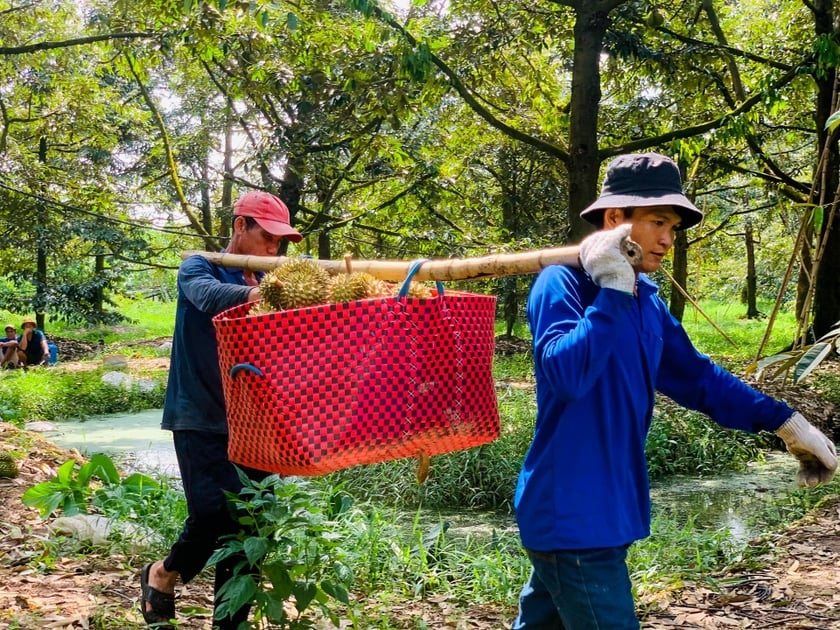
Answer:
[{"left": 43, "top": 409, "right": 805, "bottom": 544}]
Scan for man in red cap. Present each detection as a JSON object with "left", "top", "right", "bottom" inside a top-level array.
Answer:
[
  {"left": 512, "top": 153, "right": 836, "bottom": 629},
  {"left": 140, "top": 191, "right": 302, "bottom": 630}
]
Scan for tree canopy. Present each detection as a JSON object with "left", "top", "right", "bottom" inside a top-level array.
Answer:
[{"left": 1, "top": 0, "right": 839, "bottom": 343}]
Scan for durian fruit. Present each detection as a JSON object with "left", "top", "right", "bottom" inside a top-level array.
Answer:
[
  {"left": 259, "top": 258, "right": 331, "bottom": 311},
  {"left": 366, "top": 278, "right": 395, "bottom": 298},
  {"left": 0, "top": 451, "right": 18, "bottom": 478},
  {"left": 396, "top": 281, "right": 434, "bottom": 299},
  {"left": 329, "top": 272, "right": 378, "bottom": 303},
  {"left": 248, "top": 300, "right": 276, "bottom": 317}
]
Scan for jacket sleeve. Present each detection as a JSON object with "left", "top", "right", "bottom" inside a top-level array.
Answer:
[
  {"left": 655, "top": 307, "right": 792, "bottom": 433},
  {"left": 528, "top": 266, "right": 636, "bottom": 401},
  {"left": 178, "top": 255, "right": 252, "bottom": 316}
]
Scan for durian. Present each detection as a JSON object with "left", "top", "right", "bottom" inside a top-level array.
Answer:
[
  {"left": 328, "top": 272, "right": 380, "bottom": 303},
  {"left": 248, "top": 300, "right": 275, "bottom": 317},
  {"left": 0, "top": 451, "right": 18, "bottom": 478},
  {"left": 259, "top": 258, "right": 331, "bottom": 311},
  {"left": 397, "top": 281, "right": 434, "bottom": 299}
]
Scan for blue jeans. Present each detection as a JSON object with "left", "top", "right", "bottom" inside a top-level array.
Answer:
[{"left": 512, "top": 546, "right": 639, "bottom": 630}]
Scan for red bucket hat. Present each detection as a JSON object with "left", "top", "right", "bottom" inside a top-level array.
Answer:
[
  {"left": 580, "top": 153, "right": 704, "bottom": 230},
  {"left": 233, "top": 191, "right": 303, "bottom": 242}
]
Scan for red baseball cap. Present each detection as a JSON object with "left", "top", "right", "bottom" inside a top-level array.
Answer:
[{"left": 233, "top": 191, "right": 303, "bottom": 242}]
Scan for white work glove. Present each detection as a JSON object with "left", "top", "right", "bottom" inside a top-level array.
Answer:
[
  {"left": 578, "top": 224, "right": 637, "bottom": 294},
  {"left": 775, "top": 412, "right": 837, "bottom": 487}
]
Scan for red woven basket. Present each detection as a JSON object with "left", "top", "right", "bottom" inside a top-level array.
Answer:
[{"left": 212, "top": 270, "right": 499, "bottom": 476}]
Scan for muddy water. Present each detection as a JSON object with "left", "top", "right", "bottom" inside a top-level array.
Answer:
[
  {"left": 46, "top": 410, "right": 803, "bottom": 542},
  {"left": 46, "top": 408, "right": 179, "bottom": 477}
]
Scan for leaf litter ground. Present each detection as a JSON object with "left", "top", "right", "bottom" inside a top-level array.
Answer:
[
  {"left": 2, "top": 348, "right": 840, "bottom": 628},
  {"left": 2, "top": 421, "right": 840, "bottom": 629}
]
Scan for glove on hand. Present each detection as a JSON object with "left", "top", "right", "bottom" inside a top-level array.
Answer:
[
  {"left": 579, "top": 224, "right": 637, "bottom": 294},
  {"left": 775, "top": 412, "right": 838, "bottom": 487}
]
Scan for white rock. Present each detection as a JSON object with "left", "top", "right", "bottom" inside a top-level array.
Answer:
[{"left": 102, "top": 371, "right": 133, "bottom": 388}]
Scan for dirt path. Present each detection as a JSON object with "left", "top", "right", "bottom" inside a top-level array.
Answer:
[{"left": 2, "top": 421, "right": 840, "bottom": 629}]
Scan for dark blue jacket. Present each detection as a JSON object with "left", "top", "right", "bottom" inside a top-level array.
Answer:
[
  {"left": 514, "top": 265, "right": 793, "bottom": 551},
  {"left": 161, "top": 255, "right": 255, "bottom": 433}
]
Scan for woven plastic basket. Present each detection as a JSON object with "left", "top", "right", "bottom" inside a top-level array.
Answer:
[{"left": 212, "top": 266, "right": 499, "bottom": 476}]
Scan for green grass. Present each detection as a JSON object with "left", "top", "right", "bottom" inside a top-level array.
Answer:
[
  {"left": 680, "top": 299, "right": 797, "bottom": 366},
  {"left": 0, "top": 295, "right": 177, "bottom": 344},
  {"left": 0, "top": 368, "right": 166, "bottom": 424}
]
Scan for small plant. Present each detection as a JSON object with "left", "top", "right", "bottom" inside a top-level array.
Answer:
[
  {"left": 209, "top": 471, "right": 356, "bottom": 629},
  {"left": 22, "top": 453, "right": 120, "bottom": 517},
  {"left": 747, "top": 319, "right": 840, "bottom": 383},
  {"left": 21, "top": 452, "right": 162, "bottom": 520}
]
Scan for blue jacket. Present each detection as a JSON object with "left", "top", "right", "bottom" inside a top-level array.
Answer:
[
  {"left": 514, "top": 265, "right": 793, "bottom": 551},
  {"left": 161, "top": 255, "right": 256, "bottom": 434}
]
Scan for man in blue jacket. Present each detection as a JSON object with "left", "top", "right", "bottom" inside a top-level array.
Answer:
[
  {"left": 512, "top": 153, "right": 837, "bottom": 629},
  {"left": 139, "top": 191, "right": 302, "bottom": 630}
]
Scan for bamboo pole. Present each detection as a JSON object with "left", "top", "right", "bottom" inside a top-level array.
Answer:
[
  {"left": 182, "top": 245, "right": 735, "bottom": 346},
  {"left": 181, "top": 246, "right": 585, "bottom": 282}
]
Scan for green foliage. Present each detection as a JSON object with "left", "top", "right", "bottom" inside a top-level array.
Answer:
[
  {"left": 747, "top": 320, "right": 840, "bottom": 384},
  {"left": 322, "top": 387, "right": 534, "bottom": 512},
  {"left": 0, "top": 368, "right": 165, "bottom": 424},
  {"left": 21, "top": 453, "right": 120, "bottom": 517},
  {"left": 645, "top": 401, "right": 772, "bottom": 480},
  {"left": 209, "top": 472, "right": 356, "bottom": 629}
]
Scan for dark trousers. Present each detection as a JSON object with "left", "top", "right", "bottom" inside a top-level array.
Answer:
[
  {"left": 164, "top": 430, "right": 267, "bottom": 629},
  {"left": 512, "top": 546, "right": 639, "bottom": 629}
]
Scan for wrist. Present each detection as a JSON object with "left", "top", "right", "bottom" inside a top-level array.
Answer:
[{"left": 775, "top": 412, "right": 808, "bottom": 443}]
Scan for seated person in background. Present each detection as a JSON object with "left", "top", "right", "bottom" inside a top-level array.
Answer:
[
  {"left": 18, "top": 317, "right": 49, "bottom": 367},
  {"left": 1, "top": 324, "right": 19, "bottom": 368}
]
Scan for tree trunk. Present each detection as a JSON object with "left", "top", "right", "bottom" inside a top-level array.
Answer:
[
  {"left": 810, "top": 0, "right": 840, "bottom": 339},
  {"left": 566, "top": 3, "right": 613, "bottom": 242},
  {"left": 220, "top": 115, "right": 234, "bottom": 240},
  {"left": 744, "top": 221, "right": 759, "bottom": 319},
  {"left": 36, "top": 137, "right": 48, "bottom": 331},
  {"left": 279, "top": 155, "right": 305, "bottom": 257},
  {"left": 94, "top": 254, "right": 105, "bottom": 316},
  {"left": 669, "top": 230, "right": 688, "bottom": 321}
]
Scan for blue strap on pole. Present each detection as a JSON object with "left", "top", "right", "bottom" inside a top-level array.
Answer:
[{"left": 398, "top": 259, "right": 445, "bottom": 297}]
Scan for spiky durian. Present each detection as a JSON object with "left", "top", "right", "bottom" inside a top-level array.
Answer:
[
  {"left": 397, "top": 281, "right": 434, "bottom": 299},
  {"left": 366, "top": 278, "right": 395, "bottom": 298},
  {"left": 329, "top": 272, "right": 377, "bottom": 303},
  {"left": 259, "top": 258, "right": 331, "bottom": 311},
  {"left": 248, "top": 300, "right": 276, "bottom": 317},
  {"left": 0, "top": 451, "right": 18, "bottom": 478}
]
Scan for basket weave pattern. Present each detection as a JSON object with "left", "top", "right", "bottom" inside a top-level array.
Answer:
[{"left": 213, "top": 291, "right": 499, "bottom": 476}]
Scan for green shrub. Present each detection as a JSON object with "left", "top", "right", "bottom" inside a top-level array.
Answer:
[
  {"left": 0, "top": 369, "right": 165, "bottom": 424},
  {"left": 646, "top": 399, "right": 773, "bottom": 480}
]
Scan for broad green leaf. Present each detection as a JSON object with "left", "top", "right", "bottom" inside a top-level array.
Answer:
[
  {"left": 825, "top": 109, "right": 840, "bottom": 131},
  {"left": 216, "top": 575, "right": 257, "bottom": 620},
  {"left": 748, "top": 352, "right": 798, "bottom": 379},
  {"left": 56, "top": 459, "right": 78, "bottom": 486},
  {"left": 21, "top": 485, "right": 66, "bottom": 518},
  {"left": 243, "top": 536, "right": 270, "bottom": 565},
  {"left": 321, "top": 580, "right": 350, "bottom": 604},
  {"left": 292, "top": 582, "right": 317, "bottom": 611},
  {"left": 812, "top": 206, "right": 824, "bottom": 233},
  {"left": 265, "top": 563, "right": 293, "bottom": 599},
  {"left": 794, "top": 342, "right": 834, "bottom": 383}
]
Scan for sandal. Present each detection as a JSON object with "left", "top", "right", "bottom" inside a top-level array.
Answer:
[{"left": 139, "top": 563, "right": 176, "bottom": 628}]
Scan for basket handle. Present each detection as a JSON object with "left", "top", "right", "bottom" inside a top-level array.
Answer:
[
  {"left": 398, "top": 259, "right": 445, "bottom": 297},
  {"left": 230, "top": 363, "right": 264, "bottom": 378}
]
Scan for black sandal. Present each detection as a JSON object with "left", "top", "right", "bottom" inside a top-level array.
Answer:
[{"left": 139, "top": 563, "right": 176, "bottom": 628}]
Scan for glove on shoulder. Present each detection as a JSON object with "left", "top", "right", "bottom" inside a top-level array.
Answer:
[
  {"left": 578, "top": 224, "right": 636, "bottom": 294},
  {"left": 775, "top": 412, "right": 838, "bottom": 487}
]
